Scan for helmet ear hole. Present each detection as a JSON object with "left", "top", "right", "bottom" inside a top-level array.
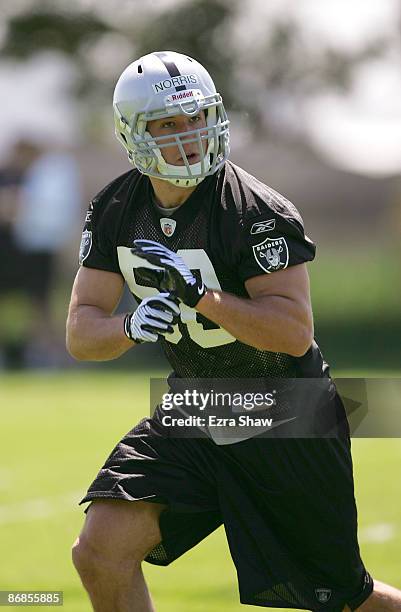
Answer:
[{"left": 137, "top": 65, "right": 143, "bottom": 74}]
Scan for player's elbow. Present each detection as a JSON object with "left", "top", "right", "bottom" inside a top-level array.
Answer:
[
  {"left": 256, "top": 312, "right": 314, "bottom": 356},
  {"left": 255, "top": 330, "right": 312, "bottom": 356},
  {"left": 65, "top": 314, "right": 87, "bottom": 361},
  {"left": 66, "top": 326, "right": 94, "bottom": 361},
  {"left": 286, "top": 305, "right": 314, "bottom": 357},
  {"left": 256, "top": 321, "right": 313, "bottom": 356},
  {"left": 288, "top": 324, "right": 314, "bottom": 357},
  {"left": 65, "top": 331, "right": 86, "bottom": 361},
  {"left": 289, "top": 340, "right": 312, "bottom": 357},
  {"left": 66, "top": 345, "right": 87, "bottom": 361}
]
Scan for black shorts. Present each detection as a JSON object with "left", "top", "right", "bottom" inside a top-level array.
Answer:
[{"left": 80, "top": 395, "right": 373, "bottom": 611}]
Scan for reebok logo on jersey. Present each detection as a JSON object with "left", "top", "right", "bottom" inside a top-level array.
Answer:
[
  {"left": 85, "top": 201, "right": 94, "bottom": 224},
  {"left": 250, "top": 219, "right": 276, "bottom": 234}
]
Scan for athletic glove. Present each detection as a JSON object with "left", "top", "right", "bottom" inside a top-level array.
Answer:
[
  {"left": 132, "top": 239, "right": 207, "bottom": 308},
  {"left": 124, "top": 293, "right": 180, "bottom": 343}
]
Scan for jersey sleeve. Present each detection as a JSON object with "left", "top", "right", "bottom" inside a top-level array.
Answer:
[
  {"left": 237, "top": 205, "right": 316, "bottom": 282},
  {"left": 78, "top": 195, "right": 121, "bottom": 273}
]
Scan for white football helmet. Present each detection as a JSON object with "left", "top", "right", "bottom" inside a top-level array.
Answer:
[{"left": 113, "top": 51, "right": 230, "bottom": 187}]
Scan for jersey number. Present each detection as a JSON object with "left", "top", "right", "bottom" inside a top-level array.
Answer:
[{"left": 117, "top": 246, "right": 235, "bottom": 348}]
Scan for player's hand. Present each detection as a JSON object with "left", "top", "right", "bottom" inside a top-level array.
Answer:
[
  {"left": 132, "top": 239, "right": 207, "bottom": 308},
  {"left": 124, "top": 292, "right": 180, "bottom": 343}
]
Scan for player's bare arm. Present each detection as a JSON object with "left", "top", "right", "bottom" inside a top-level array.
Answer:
[
  {"left": 67, "top": 266, "right": 180, "bottom": 360},
  {"left": 66, "top": 266, "right": 132, "bottom": 360},
  {"left": 196, "top": 263, "right": 313, "bottom": 356}
]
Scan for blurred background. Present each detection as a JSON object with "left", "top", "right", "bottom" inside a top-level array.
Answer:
[
  {"left": 0, "top": 0, "right": 400, "bottom": 371},
  {"left": 0, "top": 2, "right": 400, "bottom": 610}
]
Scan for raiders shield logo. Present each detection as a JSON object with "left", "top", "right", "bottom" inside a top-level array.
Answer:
[
  {"left": 79, "top": 230, "right": 92, "bottom": 265},
  {"left": 315, "top": 588, "right": 332, "bottom": 603},
  {"left": 160, "top": 218, "right": 176, "bottom": 237},
  {"left": 252, "top": 236, "right": 289, "bottom": 273}
]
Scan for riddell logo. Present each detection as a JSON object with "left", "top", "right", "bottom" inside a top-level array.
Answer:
[{"left": 171, "top": 90, "right": 194, "bottom": 101}]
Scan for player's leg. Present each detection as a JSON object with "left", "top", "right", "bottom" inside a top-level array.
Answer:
[
  {"left": 216, "top": 432, "right": 374, "bottom": 610},
  {"left": 343, "top": 580, "right": 401, "bottom": 611},
  {"left": 72, "top": 499, "right": 166, "bottom": 612}
]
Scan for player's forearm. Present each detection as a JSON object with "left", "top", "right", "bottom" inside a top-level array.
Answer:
[
  {"left": 196, "top": 290, "right": 313, "bottom": 356},
  {"left": 66, "top": 305, "right": 135, "bottom": 361}
]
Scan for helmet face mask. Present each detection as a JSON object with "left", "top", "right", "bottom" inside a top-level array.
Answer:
[{"left": 113, "top": 52, "right": 230, "bottom": 187}]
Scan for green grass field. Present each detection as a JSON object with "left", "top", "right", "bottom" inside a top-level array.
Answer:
[{"left": 0, "top": 372, "right": 400, "bottom": 611}]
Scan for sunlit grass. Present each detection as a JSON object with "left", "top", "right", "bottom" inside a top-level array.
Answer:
[{"left": 0, "top": 372, "right": 400, "bottom": 611}]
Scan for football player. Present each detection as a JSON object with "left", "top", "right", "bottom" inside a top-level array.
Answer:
[{"left": 67, "top": 51, "right": 401, "bottom": 611}]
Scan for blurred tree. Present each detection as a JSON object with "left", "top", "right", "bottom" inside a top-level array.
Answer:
[
  {"left": 240, "top": 17, "right": 389, "bottom": 135},
  {"left": 131, "top": 0, "right": 238, "bottom": 108},
  {"left": 0, "top": 0, "right": 394, "bottom": 137},
  {"left": 2, "top": 10, "right": 111, "bottom": 57},
  {"left": 1, "top": 7, "right": 115, "bottom": 112}
]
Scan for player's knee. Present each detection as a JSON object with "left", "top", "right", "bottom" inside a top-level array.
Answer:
[
  {"left": 72, "top": 532, "right": 141, "bottom": 589},
  {"left": 72, "top": 535, "right": 97, "bottom": 580},
  {"left": 72, "top": 500, "right": 163, "bottom": 580}
]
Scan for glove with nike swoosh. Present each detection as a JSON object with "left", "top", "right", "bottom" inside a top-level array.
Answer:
[{"left": 132, "top": 239, "right": 207, "bottom": 308}]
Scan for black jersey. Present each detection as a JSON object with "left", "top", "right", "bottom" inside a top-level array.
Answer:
[{"left": 79, "top": 161, "right": 328, "bottom": 378}]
